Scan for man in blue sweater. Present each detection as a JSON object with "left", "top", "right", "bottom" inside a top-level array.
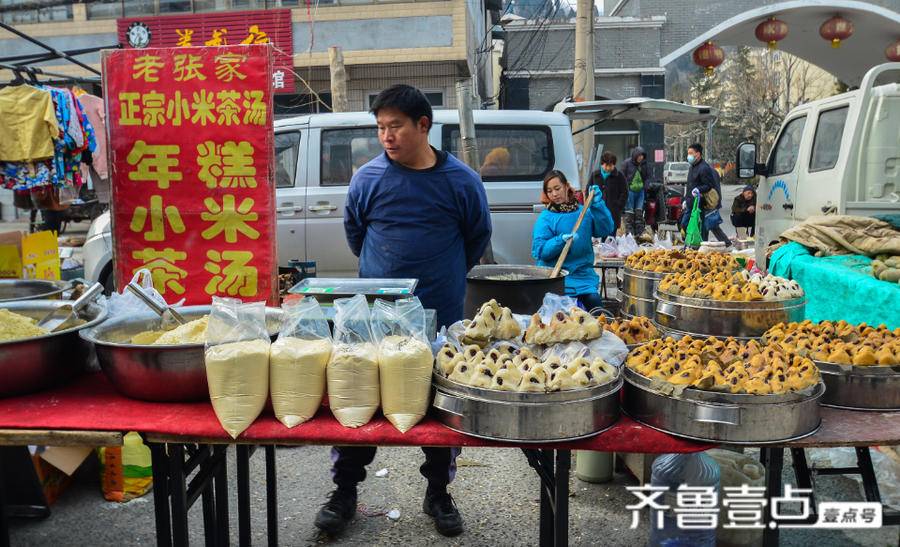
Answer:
[{"left": 314, "top": 85, "right": 491, "bottom": 539}]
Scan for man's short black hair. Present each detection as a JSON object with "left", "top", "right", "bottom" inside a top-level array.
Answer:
[
  {"left": 688, "top": 143, "right": 703, "bottom": 155},
  {"left": 600, "top": 151, "right": 617, "bottom": 165},
  {"left": 370, "top": 84, "right": 433, "bottom": 129}
]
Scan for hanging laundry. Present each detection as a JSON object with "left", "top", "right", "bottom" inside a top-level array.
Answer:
[{"left": 0, "top": 86, "right": 59, "bottom": 162}]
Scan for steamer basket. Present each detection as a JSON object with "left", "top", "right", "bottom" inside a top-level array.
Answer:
[
  {"left": 654, "top": 290, "right": 806, "bottom": 338},
  {"left": 814, "top": 360, "right": 900, "bottom": 411}
]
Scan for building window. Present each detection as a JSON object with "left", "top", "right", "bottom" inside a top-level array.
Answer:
[
  {"left": 0, "top": 1, "right": 72, "bottom": 23},
  {"left": 87, "top": 1, "right": 124, "bottom": 19},
  {"left": 442, "top": 125, "right": 554, "bottom": 181},
  {"left": 368, "top": 91, "right": 445, "bottom": 109},
  {"left": 320, "top": 128, "right": 381, "bottom": 187},
  {"left": 274, "top": 93, "right": 333, "bottom": 118}
]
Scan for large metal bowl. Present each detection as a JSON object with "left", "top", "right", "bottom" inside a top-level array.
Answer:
[
  {"left": 465, "top": 265, "right": 567, "bottom": 318},
  {"left": 80, "top": 305, "right": 283, "bottom": 402},
  {"left": 0, "top": 279, "right": 74, "bottom": 302},
  {"left": 654, "top": 290, "right": 807, "bottom": 338},
  {"left": 0, "top": 299, "right": 107, "bottom": 398},
  {"left": 814, "top": 360, "right": 900, "bottom": 411},
  {"left": 619, "top": 266, "right": 670, "bottom": 300}
]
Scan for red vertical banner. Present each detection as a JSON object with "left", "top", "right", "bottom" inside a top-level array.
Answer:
[{"left": 103, "top": 44, "right": 277, "bottom": 305}]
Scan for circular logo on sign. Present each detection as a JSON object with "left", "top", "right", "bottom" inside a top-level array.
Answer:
[{"left": 127, "top": 22, "right": 152, "bottom": 48}]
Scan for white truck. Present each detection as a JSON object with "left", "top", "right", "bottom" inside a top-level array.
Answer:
[{"left": 736, "top": 63, "right": 900, "bottom": 266}]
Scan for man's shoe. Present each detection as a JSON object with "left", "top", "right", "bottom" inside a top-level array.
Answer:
[
  {"left": 314, "top": 487, "right": 357, "bottom": 536},
  {"left": 423, "top": 490, "right": 464, "bottom": 537}
]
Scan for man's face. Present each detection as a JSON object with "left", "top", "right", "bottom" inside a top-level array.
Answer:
[
  {"left": 376, "top": 107, "right": 430, "bottom": 164},
  {"left": 688, "top": 148, "right": 701, "bottom": 161}
]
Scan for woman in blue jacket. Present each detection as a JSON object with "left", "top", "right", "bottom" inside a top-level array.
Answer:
[{"left": 532, "top": 170, "right": 615, "bottom": 312}]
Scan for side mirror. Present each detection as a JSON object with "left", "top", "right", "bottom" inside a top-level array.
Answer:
[{"left": 736, "top": 141, "right": 768, "bottom": 178}]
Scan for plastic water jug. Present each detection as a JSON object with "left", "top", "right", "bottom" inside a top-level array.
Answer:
[{"left": 648, "top": 452, "right": 720, "bottom": 547}]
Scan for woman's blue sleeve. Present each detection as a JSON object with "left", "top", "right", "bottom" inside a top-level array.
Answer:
[
  {"left": 589, "top": 201, "right": 615, "bottom": 239},
  {"left": 532, "top": 213, "right": 565, "bottom": 262}
]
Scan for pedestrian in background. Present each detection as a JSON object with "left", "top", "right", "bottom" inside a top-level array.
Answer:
[
  {"left": 731, "top": 185, "right": 757, "bottom": 238},
  {"left": 683, "top": 142, "right": 731, "bottom": 247},
  {"left": 621, "top": 146, "right": 649, "bottom": 236},
  {"left": 589, "top": 151, "right": 627, "bottom": 233}
]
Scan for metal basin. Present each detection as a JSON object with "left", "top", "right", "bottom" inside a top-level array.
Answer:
[
  {"left": 0, "top": 299, "right": 107, "bottom": 398},
  {"left": 465, "top": 265, "right": 567, "bottom": 318},
  {"left": 0, "top": 279, "right": 74, "bottom": 302},
  {"left": 654, "top": 290, "right": 806, "bottom": 338},
  {"left": 431, "top": 373, "right": 621, "bottom": 442},
  {"left": 80, "top": 305, "right": 283, "bottom": 402},
  {"left": 622, "top": 367, "right": 823, "bottom": 444},
  {"left": 815, "top": 361, "right": 900, "bottom": 411}
]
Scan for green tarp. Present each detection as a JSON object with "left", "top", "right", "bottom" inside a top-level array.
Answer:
[{"left": 769, "top": 242, "right": 900, "bottom": 329}]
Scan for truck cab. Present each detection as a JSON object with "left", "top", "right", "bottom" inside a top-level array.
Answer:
[{"left": 737, "top": 63, "right": 900, "bottom": 266}]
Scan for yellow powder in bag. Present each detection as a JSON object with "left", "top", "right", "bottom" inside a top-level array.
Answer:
[
  {"left": 379, "top": 335, "right": 433, "bottom": 433},
  {"left": 205, "top": 339, "right": 270, "bottom": 438},
  {"left": 327, "top": 343, "right": 379, "bottom": 428},
  {"left": 270, "top": 337, "right": 332, "bottom": 428}
]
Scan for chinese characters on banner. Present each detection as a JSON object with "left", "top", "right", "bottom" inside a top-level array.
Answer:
[
  {"left": 116, "top": 9, "right": 294, "bottom": 93},
  {"left": 103, "top": 44, "right": 277, "bottom": 304}
]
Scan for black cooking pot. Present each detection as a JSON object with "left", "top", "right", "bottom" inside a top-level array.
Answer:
[{"left": 465, "top": 265, "right": 567, "bottom": 318}]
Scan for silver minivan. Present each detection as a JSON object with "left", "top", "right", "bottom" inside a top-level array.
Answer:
[{"left": 84, "top": 110, "right": 579, "bottom": 287}]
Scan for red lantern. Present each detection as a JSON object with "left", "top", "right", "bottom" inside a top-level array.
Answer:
[
  {"left": 887, "top": 40, "right": 900, "bottom": 62},
  {"left": 819, "top": 15, "right": 854, "bottom": 48},
  {"left": 755, "top": 17, "right": 788, "bottom": 50},
  {"left": 693, "top": 41, "right": 725, "bottom": 76}
]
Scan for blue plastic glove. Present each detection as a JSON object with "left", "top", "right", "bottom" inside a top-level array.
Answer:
[
  {"left": 691, "top": 187, "right": 701, "bottom": 198},
  {"left": 562, "top": 233, "right": 579, "bottom": 243},
  {"left": 588, "top": 185, "right": 604, "bottom": 208}
]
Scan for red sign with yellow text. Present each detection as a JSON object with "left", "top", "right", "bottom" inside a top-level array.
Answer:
[
  {"left": 103, "top": 44, "right": 277, "bottom": 305},
  {"left": 116, "top": 9, "right": 294, "bottom": 93}
]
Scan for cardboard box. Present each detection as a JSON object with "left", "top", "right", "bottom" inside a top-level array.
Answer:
[{"left": 0, "top": 230, "right": 59, "bottom": 280}]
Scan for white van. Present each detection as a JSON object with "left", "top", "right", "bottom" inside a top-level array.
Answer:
[
  {"left": 83, "top": 110, "right": 578, "bottom": 288},
  {"left": 737, "top": 63, "right": 900, "bottom": 264}
]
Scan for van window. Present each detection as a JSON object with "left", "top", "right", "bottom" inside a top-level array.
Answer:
[
  {"left": 442, "top": 125, "right": 553, "bottom": 181},
  {"left": 769, "top": 116, "right": 806, "bottom": 176},
  {"left": 809, "top": 106, "right": 848, "bottom": 172},
  {"left": 274, "top": 132, "right": 300, "bottom": 188},
  {"left": 321, "top": 128, "right": 380, "bottom": 186}
]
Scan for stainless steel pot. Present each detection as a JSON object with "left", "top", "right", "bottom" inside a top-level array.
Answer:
[
  {"left": 465, "top": 265, "right": 567, "bottom": 318},
  {"left": 618, "top": 267, "right": 669, "bottom": 300},
  {"left": 622, "top": 367, "right": 823, "bottom": 444},
  {"left": 0, "top": 279, "right": 74, "bottom": 302},
  {"left": 80, "top": 305, "right": 283, "bottom": 402},
  {"left": 652, "top": 323, "right": 761, "bottom": 343},
  {"left": 654, "top": 290, "right": 806, "bottom": 338},
  {"left": 431, "top": 373, "right": 621, "bottom": 442},
  {"left": 814, "top": 361, "right": 900, "bottom": 411},
  {"left": 0, "top": 300, "right": 107, "bottom": 397},
  {"left": 617, "top": 291, "right": 655, "bottom": 319}
]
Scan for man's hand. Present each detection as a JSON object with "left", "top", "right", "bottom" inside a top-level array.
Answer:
[{"left": 691, "top": 188, "right": 701, "bottom": 198}]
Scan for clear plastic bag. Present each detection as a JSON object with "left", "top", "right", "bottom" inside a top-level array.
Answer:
[
  {"left": 270, "top": 297, "right": 333, "bottom": 428},
  {"left": 204, "top": 297, "right": 271, "bottom": 439},
  {"left": 536, "top": 292, "right": 580, "bottom": 324},
  {"left": 107, "top": 269, "right": 182, "bottom": 320},
  {"left": 598, "top": 236, "right": 620, "bottom": 258},
  {"left": 584, "top": 330, "right": 629, "bottom": 366},
  {"left": 372, "top": 297, "right": 432, "bottom": 433},
  {"left": 327, "top": 294, "right": 380, "bottom": 428},
  {"left": 541, "top": 341, "right": 589, "bottom": 363}
]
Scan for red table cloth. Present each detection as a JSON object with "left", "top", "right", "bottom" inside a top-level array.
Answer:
[{"left": 0, "top": 374, "right": 710, "bottom": 452}]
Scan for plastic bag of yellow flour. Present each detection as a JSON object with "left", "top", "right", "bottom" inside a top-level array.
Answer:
[
  {"left": 270, "top": 297, "right": 333, "bottom": 427},
  {"left": 327, "top": 294, "right": 380, "bottom": 428},
  {"left": 204, "top": 297, "right": 270, "bottom": 438},
  {"left": 372, "top": 298, "right": 433, "bottom": 433}
]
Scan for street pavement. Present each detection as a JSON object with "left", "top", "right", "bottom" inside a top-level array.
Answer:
[{"left": 8, "top": 445, "right": 897, "bottom": 546}]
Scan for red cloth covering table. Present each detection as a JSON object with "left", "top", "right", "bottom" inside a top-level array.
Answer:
[{"left": 0, "top": 373, "right": 710, "bottom": 547}]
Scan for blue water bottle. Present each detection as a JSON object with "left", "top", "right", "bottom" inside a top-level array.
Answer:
[{"left": 648, "top": 452, "right": 720, "bottom": 547}]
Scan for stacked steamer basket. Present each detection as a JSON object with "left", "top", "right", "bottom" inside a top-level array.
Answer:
[
  {"left": 764, "top": 320, "right": 900, "bottom": 411},
  {"left": 653, "top": 265, "right": 806, "bottom": 340},
  {"left": 622, "top": 336, "right": 825, "bottom": 444},
  {"left": 431, "top": 300, "right": 623, "bottom": 442}
]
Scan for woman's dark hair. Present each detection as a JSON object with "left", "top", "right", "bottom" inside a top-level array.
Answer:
[
  {"left": 541, "top": 170, "right": 574, "bottom": 205},
  {"left": 370, "top": 84, "right": 433, "bottom": 129},
  {"left": 600, "top": 151, "right": 617, "bottom": 165}
]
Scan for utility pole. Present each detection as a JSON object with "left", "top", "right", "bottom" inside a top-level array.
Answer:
[
  {"left": 328, "top": 46, "right": 349, "bottom": 112},
  {"left": 573, "top": 0, "right": 595, "bottom": 187},
  {"left": 455, "top": 79, "right": 480, "bottom": 170}
]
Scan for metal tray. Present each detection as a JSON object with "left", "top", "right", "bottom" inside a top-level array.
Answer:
[
  {"left": 654, "top": 290, "right": 806, "bottom": 338},
  {"left": 431, "top": 373, "right": 622, "bottom": 442},
  {"left": 0, "top": 279, "right": 74, "bottom": 302},
  {"left": 814, "top": 360, "right": 900, "bottom": 411},
  {"left": 622, "top": 367, "right": 823, "bottom": 444},
  {"left": 288, "top": 278, "right": 418, "bottom": 302}
]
